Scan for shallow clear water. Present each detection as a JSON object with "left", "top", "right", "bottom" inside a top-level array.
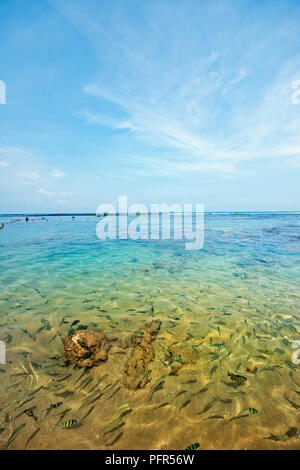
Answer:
[{"left": 0, "top": 213, "right": 299, "bottom": 450}]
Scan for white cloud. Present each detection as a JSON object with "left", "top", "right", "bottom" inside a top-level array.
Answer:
[
  {"left": 37, "top": 188, "right": 55, "bottom": 196},
  {"left": 51, "top": 169, "right": 66, "bottom": 178},
  {"left": 17, "top": 171, "right": 40, "bottom": 180},
  {"left": 61, "top": 191, "right": 72, "bottom": 196},
  {"left": 0, "top": 161, "right": 8, "bottom": 167},
  {"left": 208, "top": 50, "right": 219, "bottom": 63},
  {"left": 43, "top": 1, "right": 300, "bottom": 177}
]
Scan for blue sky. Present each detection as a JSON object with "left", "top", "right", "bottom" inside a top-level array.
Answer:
[{"left": 1, "top": 0, "right": 300, "bottom": 213}]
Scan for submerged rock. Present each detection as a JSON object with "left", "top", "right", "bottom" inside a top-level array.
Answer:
[
  {"left": 123, "top": 319, "right": 161, "bottom": 390},
  {"left": 63, "top": 329, "right": 110, "bottom": 368},
  {"left": 167, "top": 344, "right": 199, "bottom": 370}
]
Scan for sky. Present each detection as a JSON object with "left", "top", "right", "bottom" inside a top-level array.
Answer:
[{"left": 1, "top": 0, "right": 300, "bottom": 213}]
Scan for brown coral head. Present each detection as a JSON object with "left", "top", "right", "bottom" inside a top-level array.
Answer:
[{"left": 63, "top": 329, "right": 110, "bottom": 367}]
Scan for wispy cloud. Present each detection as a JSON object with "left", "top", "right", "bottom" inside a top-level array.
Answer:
[
  {"left": 17, "top": 171, "right": 40, "bottom": 180},
  {"left": 51, "top": 169, "right": 66, "bottom": 178},
  {"left": 37, "top": 188, "right": 55, "bottom": 196},
  {"left": 51, "top": 0, "right": 300, "bottom": 175}
]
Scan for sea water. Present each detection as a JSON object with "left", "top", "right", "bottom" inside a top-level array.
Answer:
[{"left": 0, "top": 213, "right": 299, "bottom": 449}]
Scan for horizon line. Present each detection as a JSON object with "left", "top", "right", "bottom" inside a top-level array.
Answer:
[{"left": 1, "top": 211, "right": 300, "bottom": 217}]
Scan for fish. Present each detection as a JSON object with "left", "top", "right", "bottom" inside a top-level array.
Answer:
[
  {"left": 95, "top": 374, "right": 108, "bottom": 387},
  {"left": 104, "top": 428, "right": 122, "bottom": 443},
  {"left": 284, "top": 395, "right": 300, "bottom": 410},
  {"left": 178, "top": 399, "right": 191, "bottom": 412},
  {"left": 88, "top": 323, "right": 98, "bottom": 328},
  {"left": 78, "top": 376, "right": 93, "bottom": 390},
  {"left": 185, "top": 442, "right": 200, "bottom": 450},
  {"left": 143, "top": 370, "right": 152, "bottom": 379},
  {"left": 152, "top": 375, "right": 166, "bottom": 390},
  {"left": 110, "top": 321, "right": 119, "bottom": 326},
  {"left": 19, "top": 328, "right": 34, "bottom": 340},
  {"left": 134, "top": 331, "right": 144, "bottom": 336},
  {"left": 182, "top": 379, "right": 197, "bottom": 385},
  {"left": 258, "top": 349, "right": 274, "bottom": 355},
  {"left": 265, "top": 427, "right": 298, "bottom": 441},
  {"left": 56, "top": 419, "right": 77, "bottom": 428},
  {"left": 104, "top": 416, "right": 123, "bottom": 431},
  {"left": 4, "top": 423, "right": 26, "bottom": 449},
  {"left": 54, "top": 391, "right": 74, "bottom": 399},
  {"left": 48, "top": 354, "right": 64, "bottom": 360},
  {"left": 25, "top": 428, "right": 40, "bottom": 448},
  {"left": 40, "top": 318, "right": 51, "bottom": 330},
  {"left": 76, "top": 390, "right": 101, "bottom": 413},
  {"left": 105, "top": 379, "right": 119, "bottom": 393},
  {"left": 48, "top": 334, "right": 57, "bottom": 343},
  {"left": 41, "top": 402, "right": 63, "bottom": 412},
  {"left": 115, "top": 403, "right": 130, "bottom": 412},
  {"left": 239, "top": 407, "right": 258, "bottom": 416},
  {"left": 227, "top": 371, "right": 247, "bottom": 385},
  {"left": 174, "top": 389, "right": 187, "bottom": 400},
  {"left": 159, "top": 393, "right": 172, "bottom": 405},
  {"left": 204, "top": 415, "right": 224, "bottom": 420},
  {"left": 0, "top": 401, "right": 20, "bottom": 413}
]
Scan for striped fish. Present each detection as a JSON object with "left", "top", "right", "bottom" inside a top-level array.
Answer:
[{"left": 185, "top": 442, "right": 200, "bottom": 450}]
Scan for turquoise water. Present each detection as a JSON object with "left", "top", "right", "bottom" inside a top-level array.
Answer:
[{"left": 0, "top": 213, "right": 299, "bottom": 449}]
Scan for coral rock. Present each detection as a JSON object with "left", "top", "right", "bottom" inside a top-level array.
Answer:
[
  {"left": 123, "top": 319, "right": 161, "bottom": 390},
  {"left": 63, "top": 329, "right": 110, "bottom": 368}
]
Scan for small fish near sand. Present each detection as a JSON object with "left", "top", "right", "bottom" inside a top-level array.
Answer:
[
  {"left": 20, "top": 328, "right": 34, "bottom": 339},
  {"left": 134, "top": 331, "right": 144, "bottom": 336},
  {"left": 143, "top": 370, "right": 152, "bottom": 379},
  {"left": 4, "top": 423, "right": 26, "bottom": 449},
  {"left": 239, "top": 407, "right": 258, "bottom": 416},
  {"left": 115, "top": 403, "right": 130, "bottom": 413},
  {"left": 185, "top": 442, "right": 200, "bottom": 450},
  {"left": 42, "top": 402, "right": 63, "bottom": 412},
  {"left": 211, "top": 343, "right": 224, "bottom": 349},
  {"left": 227, "top": 372, "right": 247, "bottom": 385},
  {"left": 56, "top": 419, "right": 77, "bottom": 429}
]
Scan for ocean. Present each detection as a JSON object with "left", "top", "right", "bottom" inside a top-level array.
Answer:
[{"left": 0, "top": 213, "right": 299, "bottom": 449}]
